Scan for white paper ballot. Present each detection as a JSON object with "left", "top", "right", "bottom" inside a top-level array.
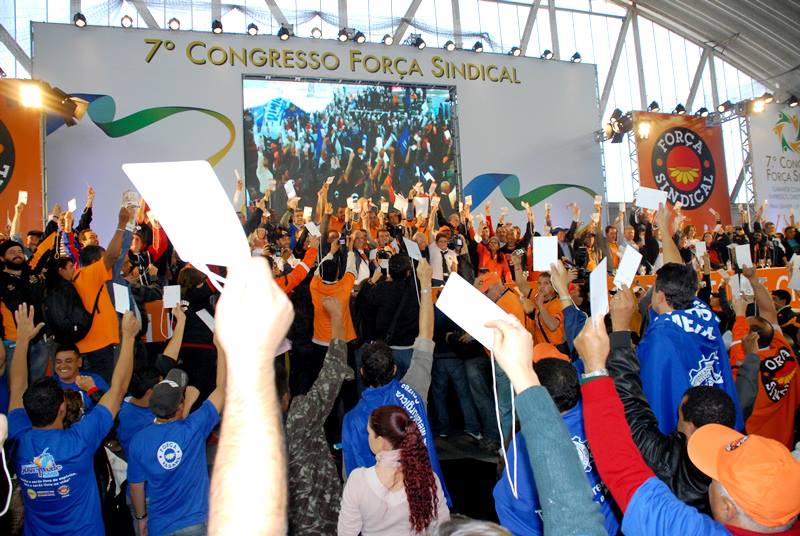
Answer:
[
  {"left": 18, "top": 191, "right": 28, "bottom": 204},
  {"left": 532, "top": 236, "right": 558, "bottom": 272},
  {"left": 122, "top": 161, "right": 250, "bottom": 269},
  {"left": 734, "top": 244, "right": 753, "bottom": 268},
  {"left": 435, "top": 273, "right": 512, "bottom": 350},
  {"left": 326, "top": 176, "right": 334, "bottom": 185},
  {"left": 403, "top": 237, "right": 422, "bottom": 260},
  {"left": 346, "top": 197, "right": 356, "bottom": 210},
  {"left": 303, "top": 206, "right": 313, "bottom": 220},
  {"left": 424, "top": 172, "right": 435, "bottom": 184},
  {"left": 449, "top": 188, "right": 457, "bottom": 208},
  {"left": 613, "top": 247, "right": 642, "bottom": 289},
  {"left": 692, "top": 240, "right": 707, "bottom": 258},
  {"left": 163, "top": 285, "right": 181, "bottom": 309},
  {"left": 112, "top": 283, "right": 130, "bottom": 314},
  {"left": 394, "top": 194, "right": 408, "bottom": 214},
  {"left": 196, "top": 309, "right": 215, "bottom": 332},
  {"left": 635, "top": 187, "right": 668, "bottom": 210},
  {"left": 67, "top": 198, "right": 77, "bottom": 212},
  {"left": 413, "top": 197, "right": 429, "bottom": 217},
  {"left": 789, "top": 262, "right": 800, "bottom": 291},
  {"left": 465, "top": 195, "right": 473, "bottom": 206},
  {"left": 304, "top": 222, "right": 321, "bottom": 237},
  {"left": 380, "top": 201, "right": 389, "bottom": 214},
  {"left": 284, "top": 180, "right": 297, "bottom": 199},
  {"left": 729, "top": 274, "right": 753, "bottom": 298},
  {"left": 590, "top": 259, "right": 609, "bottom": 324}
]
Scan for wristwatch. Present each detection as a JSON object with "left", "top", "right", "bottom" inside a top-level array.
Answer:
[
  {"left": 134, "top": 511, "right": 148, "bottom": 520},
  {"left": 581, "top": 368, "right": 609, "bottom": 383}
]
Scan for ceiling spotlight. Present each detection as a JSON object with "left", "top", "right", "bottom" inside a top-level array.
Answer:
[
  {"left": 637, "top": 121, "right": 652, "bottom": 140},
  {"left": 695, "top": 107, "right": 709, "bottom": 117},
  {"left": 120, "top": 15, "right": 133, "bottom": 28},
  {"left": 788, "top": 95, "right": 799, "bottom": 108},
  {"left": 648, "top": 101, "right": 660, "bottom": 112},
  {"left": 472, "top": 41, "right": 483, "bottom": 53},
  {"left": 73, "top": 12, "right": 87, "bottom": 28},
  {"left": 338, "top": 28, "right": 349, "bottom": 42},
  {"left": 510, "top": 46, "right": 521, "bottom": 57},
  {"left": 414, "top": 36, "right": 426, "bottom": 49},
  {"left": 540, "top": 49, "right": 553, "bottom": 60},
  {"left": 211, "top": 19, "right": 222, "bottom": 34},
  {"left": 717, "top": 100, "right": 733, "bottom": 113},
  {"left": 382, "top": 33, "right": 393, "bottom": 45},
  {"left": 673, "top": 103, "right": 687, "bottom": 115},
  {"left": 167, "top": 17, "right": 180, "bottom": 30},
  {"left": 444, "top": 40, "right": 456, "bottom": 51},
  {"left": 311, "top": 27, "right": 322, "bottom": 39},
  {"left": 761, "top": 92, "right": 774, "bottom": 104},
  {"left": 354, "top": 30, "right": 366, "bottom": 44},
  {"left": 247, "top": 23, "right": 259, "bottom": 36},
  {"left": 750, "top": 99, "right": 766, "bottom": 114},
  {"left": 609, "top": 108, "right": 623, "bottom": 122},
  {"left": 278, "top": 25, "right": 291, "bottom": 41},
  {"left": 570, "top": 52, "right": 581, "bottom": 63},
  {"left": 19, "top": 82, "right": 43, "bottom": 108},
  {"left": 612, "top": 113, "right": 632, "bottom": 135}
]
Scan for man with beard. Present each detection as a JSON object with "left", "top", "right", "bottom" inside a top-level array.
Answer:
[{"left": 0, "top": 240, "right": 47, "bottom": 381}]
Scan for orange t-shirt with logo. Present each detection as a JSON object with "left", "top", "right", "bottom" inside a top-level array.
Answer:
[
  {"left": 731, "top": 317, "right": 800, "bottom": 447},
  {"left": 73, "top": 260, "right": 120, "bottom": 353},
  {"left": 532, "top": 296, "right": 565, "bottom": 346},
  {"left": 310, "top": 272, "right": 356, "bottom": 344}
]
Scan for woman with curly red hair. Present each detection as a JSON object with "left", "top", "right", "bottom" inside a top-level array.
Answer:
[{"left": 337, "top": 405, "right": 450, "bottom": 535}]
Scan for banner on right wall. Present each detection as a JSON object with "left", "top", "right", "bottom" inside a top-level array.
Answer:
[{"left": 750, "top": 104, "right": 800, "bottom": 225}]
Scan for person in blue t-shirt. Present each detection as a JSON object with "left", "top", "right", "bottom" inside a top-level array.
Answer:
[
  {"left": 7, "top": 304, "right": 139, "bottom": 536},
  {"left": 117, "top": 366, "right": 160, "bottom": 457},
  {"left": 494, "top": 358, "right": 620, "bottom": 536},
  {"left": 52, "top": 344, "right": 109, "bottom": 413},
  {"left": 127, "top": 355, "right": 226, "bottom": 536}
]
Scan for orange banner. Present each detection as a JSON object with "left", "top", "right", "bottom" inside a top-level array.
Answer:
[
  {"left": 635, "top": 111, "right": 731, "bottom": 230},
  {"left": 0, "top": 89, "right": 44, "bottom": 238}
]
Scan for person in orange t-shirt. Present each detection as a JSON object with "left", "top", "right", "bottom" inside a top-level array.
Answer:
[
  {"left": 521, "top": 272, "right": 565, "bottom": 349},
  {"left": 728, "top": 268, "right": 800, "bottom": 448},
  {"left": 73, "top": 205, "right": 133, "bottom": 383}
]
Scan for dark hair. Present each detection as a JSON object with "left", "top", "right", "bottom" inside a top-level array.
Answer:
[
  {"left": 654, "top": 262, "right": 698, "bottom": 310},
  {"left": 369, "top": 405, "right": 438, "bottom": 533},
  {"left": 54, "top": 343, "right": 80, "bottom": 356},
  {"left": 772, "top": 289, "right": 792, "bottom": 306},
  {"left": 360, "top": 341, "right": 396, "bottom": 388},
  {"left": 320, "top": 258, "right": 340, "bottom": 283},
  {"left": 79, "top": 245, "right": 105, "bottom": 267},
  {"left": 63, "top": 390, "right": 84, "bottom": 429},
  {"left": 178, "top": 266, "right": 205, "bottom": 298},
  {"left": 26, "top": 230, "right": 43, "bottom": 239},
  {"left": 425, "top": 516, "right": 511, "bottom": 536},
  {"left": 681, "top": 386, "right": 736, "bottom": 429},
  {"left": 389, "top": 254, "right": 412, "bottom": 281},
  {"left": 533, "top": 358, "right": 581, "bottom": 412},
  {"left": 748, "top": 316, "right": 775, "bottom": 349},
  {"left": 54, "top": 257, "right": 74, "bottom": 271},
  {"left": 78, "top": 228, "right": 95, "bottom": 243},
  {"left": 273, "top": 356, "right": 289, "bottom": 402},
  {"left": 130, "top": 366, "right": 162, "bottom": 398},
  {"left": 604, "top": 225, "right": 616, "bottom": 235},
  {"left": 23, "top": 377, "right": 64, "bottom": 427}
]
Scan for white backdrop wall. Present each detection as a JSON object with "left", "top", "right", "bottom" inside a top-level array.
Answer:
[
  {"left": 33, "top": 22, "right": 603, "bottom": 235},
  {"left": 750, "top": 104, "right": 800, "bottom": 224}
]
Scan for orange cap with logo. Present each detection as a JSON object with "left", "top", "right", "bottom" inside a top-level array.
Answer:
[
  {"left": 532, "top": 343, "right": 570, "bottom": 363},
  {"left": 687, "top": 424, "right": 800, "bottom": 528}
]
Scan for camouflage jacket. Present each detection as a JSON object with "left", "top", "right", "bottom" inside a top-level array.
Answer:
[{"left": 286, "top": 339, "right": 352, "bottom": 535}]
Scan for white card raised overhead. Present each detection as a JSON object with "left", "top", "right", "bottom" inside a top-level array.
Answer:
[
  {"left": 590, "top": 258, "right": 609, "bottom": 325},
  {"left": 464, "top": 195, "right": 473, "bottom": 206},
  {"left": 532, "top": 236, "right": 558, "bottom": 272},
  {"left": 402, "top": 237, "right": 422, "bottom": 260},
  {"left": 734, "top": 244, "right": 753, "bottom": 268},
  {"left": 380, "top": 201, "right": 390, "bottom": 214},
  {"left": 413, "top": 196, "right": 429, "bottom": 217},
  {"left": 162, "top": 285, "right": 181, "bottom": 309},
  {"left": 18, "top": 191, "right": 28, "bottom": 204},
  {"left": 692, "top": 240, "right": 707, "bottom": 259},
  {"left": 284, "top": 180, "right": 297, "bottom": 199},
  {"left": 122, "top": 161, "right": 250, "bottom": 269},
  {"left": 613, "top": 247, "right": 642, "bottom": 290},
  {"left": 67, "top": 198, "right": 77, "bottom": 212},
  {"left": 112, "top": 283, "right": 130, "bottom": 314},
  {"left": 394, "top": 194, "right": 409, "bottom": 214},
  {"left": 435, "top": 272, "right": 512, "bottom": 350},
  {"left": 304, "top": 222, "right": 321, "bottom": 237},
  {"left": 635, "top": 187, "right": 668, "bottom": 211},
  {"left": 303, "top": 206, "right": 313, "bottom": 220}
]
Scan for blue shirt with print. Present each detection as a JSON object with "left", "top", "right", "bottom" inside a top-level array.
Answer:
[
  {"left": 127, "top": 400, "right": 219, "bottom": 536},
  {"left": 8, "top": 405, "right": 113, "bottom": 536},
  {"left": 117, "top": 398, "right": 154, "bottom": 456}
]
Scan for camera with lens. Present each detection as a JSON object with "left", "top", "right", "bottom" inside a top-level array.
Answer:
[
  {"left": 376, "top": 249, "right": 392, "bottom": 260},
  {"left": 388, "top": 224, "right": 405, "bottom": 239},
  {"left": 448, "top": 235, "right": 464, "bottom": 251},
  {"left": 572, "top": 246, "right": 589, "bottom": 280}
]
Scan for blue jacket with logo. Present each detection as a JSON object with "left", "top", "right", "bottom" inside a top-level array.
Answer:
[
  {"left": 637, "top": 299, "right": 743, "bottom": 434},
  {"left": 493, "top": 401, "right": 620, "bottom": 536},
  {"left": 342, "top": 378, "right": 452, "bottom": 506}
]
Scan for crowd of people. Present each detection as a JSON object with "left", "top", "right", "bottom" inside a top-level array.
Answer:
[{"left": 0, "top": 169, "right": 798, "bottom": 536}]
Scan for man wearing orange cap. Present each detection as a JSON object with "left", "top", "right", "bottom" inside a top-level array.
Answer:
[{"left": 577, "top": 318, "right": 800, "bottom": 535}]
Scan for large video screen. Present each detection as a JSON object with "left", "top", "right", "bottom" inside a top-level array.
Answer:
[{"left": 243, "top": 78, "right": 457, "bottom": 212}]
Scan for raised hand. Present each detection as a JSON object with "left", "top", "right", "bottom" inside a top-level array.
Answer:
[
  {"left": 610, "top": 285, "right": 636, "bottom": 331},
  {"left": 485, "top": 315, "right": 539, "bottom": 393},
  {"left": 574, "top": 318, "right": 610, "bottom": 373},
  {"left": 14, "top": 304, "right": 44, "bottom": 343}
]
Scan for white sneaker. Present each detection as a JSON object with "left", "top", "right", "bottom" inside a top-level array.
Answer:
[{"left": 466, "top": 431, "right": 483, "bottom": 441}]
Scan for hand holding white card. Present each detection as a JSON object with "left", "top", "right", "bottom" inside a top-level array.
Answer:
[
  {"left": 635, "top": 187, "right": 668, "bottom": 211},
  {"left": 734, "top": 244, "right": 753, "bottom": 268},
  {"left": 590, "top": 259, "right": 609, "bottom": 325},
  {"left": 163, "top": 285, "right": 181, "bottom": 309},
  {"left": 305, "top": 222, "right": 321, "bottom": 237},
  {"left": 303, "top": 206, "right": 313, "bottom": 220},
  {"left": 284, "top": 180, "right": 297, "bottom": 199},
  {"left": 613, "top": 247, "right": 642, "bottom": 289},
  {"left": 692, "top": 240, "right": 707, "bottom": 258},
  {"left": 412, "top": 197, "right": 429, "bottom": 217},
  {"left": 326, "top": 176, "right": 334, "bottom": 185},
  {"left": 532, "top": 236, "right": 558, "bottom": 272},
  {"left": 380, "top": 201, "right": 389, "bottom": 214},
  {"left": 465, "top": 195, "right": 473, "bottom": 207},
  {"left": 112, "top": 283, "right": 131, "bottom": 314},
  {"left": 68, "top": 198, "right": 77, "bottom": 212},
  {"left": 394, "top": 194, "right": 408, "bottom": 214},
  {"left": 402, "top": 237, "right": 422, "bottom": 260},
  {"left": 17, "top": 191, "right": 28, "bottom": 204},
  {"left": 435, "top": 273, "right": 512, "bottom": 350}
]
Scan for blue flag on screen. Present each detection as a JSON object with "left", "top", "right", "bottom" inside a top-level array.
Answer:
[
  {"left": 398, "top": 125, "right": 410, "bottom": 157},
  {"left": 314, "top": 125, "right": 324, "bottom": 160}
]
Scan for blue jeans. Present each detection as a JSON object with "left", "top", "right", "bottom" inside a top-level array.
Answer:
[
  {"left": 165, "top": 523, "right": 207, "bottom": 536},
  {"left": 4, "top": 338, "right": 51, "bottom": 382},
  {"left": 392, "top": 347, "right": 414, "bottom": 381},
  {"left": 464, "top": 356, "right": 501, "bottom": 441},
  {"left": 430, "top": 358, "right": 481, "bottom": 435},
  {"left": 81, "top": 344, "right": 117, "bottom": 384}
]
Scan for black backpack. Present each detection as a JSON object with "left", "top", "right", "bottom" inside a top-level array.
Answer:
[{"left": 43, "top": 277, "right": 102, "bottom": 344}]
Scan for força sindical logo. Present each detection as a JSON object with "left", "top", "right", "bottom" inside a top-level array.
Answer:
[
  {"left": 652, "top": 126, "right": 716, "bottom": 210},
  {"left": 773, "top": 111, "right": 800, "bottom": 154}
]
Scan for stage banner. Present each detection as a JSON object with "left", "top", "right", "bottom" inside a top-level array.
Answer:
[
  {"left": 33, "top": 23, "right": 603, "bottom": 235},
  {"left": 750, "top": 104, "right": 800, "bottom": 224},
  {"left": 635, "top": 112, "right": 731, "bottom": 229},
  {"left": 0, "top": 90, "right": 44, "bottom": 236}
]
